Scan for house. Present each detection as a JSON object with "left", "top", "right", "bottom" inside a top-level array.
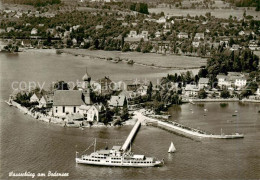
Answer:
[
  {"left": 52, "top": 90, "right": 85, "bottom": 117},
  {"left": 79, "top": 104, "right": 104, "bottom": 122},
  {"left": 255, "top": 88, "right": 260, "bottom": 96},
  {"left": 234, "top": 77, "right": 247, "bottom": 88},
  {"left": 122, "top": 22, "right": 128, "bottom": 27},
  {"left": 46, "top": 28, "right": 56, "bottom": 35},
  {"left": 238, "top": 31, "right": 245, "bottom": 36},
  {"left": 163, "top": 29, "right": 171, "bottom": 35},
  {"left": 137, "top": 85, "right": 148, "bottom": 96},
  {"left": 157, "top": 17, "right": 166, "bottom": 24},
  {"left": 140, "top": 31, "right": 149, "bottom": 39},
  {"left": 72, "top": 38, "right": 77, "bottom": 45},
  {"left": 184, "top": 84, "right": 199, "bottom": 97},
  {"left": 249, "top": 40, "right": 260, "bottom": 51},
  {"left": 31, "top": 28, "right": 38, "bottom": 35},
  {"left": 93, "top": 76, "right": 114, "bottom": 95},
  {"left": 194, "top": 33, "right": 204, "bottom": 41},
  {"left": 163, "top": 22, "right": 171, "bottom": 29},
  {"left": 108, "top": 95, "right": 127, "bottom": 108},
  {"left": 71, "top": 25, "right": 80, "bottom": 31},
  {"left": 128, "top": 31, "right": 137, "bottom": 38},
  {"left": 39, "top": 96, "right": 47, "bottom": 108},
  {"left": 177, "top": 32, "right": 188, "bottom": 39},
  {"left": 95, "top": 25, "right": 103, "bottom": 30},
  {"left": 217, "top": 74, "right": 231, "bottom": 88},
  {"left": 198, "top": 78, "right": 209, "bottom": 89},
  {"left": 30, "top": 92, "right": 41, "bottom": 102},
  {"left": 192, "top": 41, "right": 200, "bottom": 47},
  {"left": 131, "top": 23, "right": 137, "bottom": 27},
  {"left": 155, "top": 31, "right": 161, "bottom": 38},
  {"left": 6, "top": 27, "right": 15, "bottom": 32},
  {"left": 230, "top": 44, "right": 240, "bottom": 51},
  {"left": 228, "top": 72, "right": 248, "bottom": 89},
  {"left": 219, "top": 40, "right": 229, "bottom": 47}
]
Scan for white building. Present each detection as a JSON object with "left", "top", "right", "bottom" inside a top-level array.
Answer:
[
  {"left": 177, "top": 32, "right": 188, "bottom": 39},
  {"left": 137, "top": 85, "right": 148, "bottom": 96},
  {"left": 108, "top": 95, "right": 127, "bottom": 108},
  {"left": 198, "top": 78, "right": 209, "bottom": 89},
  {"left": 234, "top": 78, "right": 247, "bottom": 88},
  {"left": 184, "top": 84, "right": 199, "bottom": 97},
  {"left": 192, "top": 41, "right": 200, "bottom": 47},
  {"left": 128, "top": 31, "right": 138, "bottom": 38},
  {"left": 256, "top": 88, "right": 260, "bottom": 96},
  {"left": 217, "top": 74, "right": 231, "bottom": 88},
  {"left": 156, "top": 17, "right": 166, "bottom": 24},
  {"left": 52, "top": 90, "right": 85, "bottom": 117},
  {"left": 194, "top": 33, "right": 204, "bottom": 41},
  {"left": 39, "top": 96, "right": 47, "bottom": 108},
  {"left": 30, "top": 93, "right": 41, "bottom": 102},
  {"left": 31, "top": 28, "right": 38, "bottom": 35},
  {"left": 79, "top": 104, "right": 104, "bottom": 122},
  {"left": 53, "top": 71, "right": 92, "bottom": 117}
]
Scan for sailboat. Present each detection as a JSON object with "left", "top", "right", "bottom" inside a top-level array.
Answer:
[{"left": 168, "top": 142, "right": 176, "bottom": 153}]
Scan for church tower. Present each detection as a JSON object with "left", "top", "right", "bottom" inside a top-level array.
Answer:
[{"left": 82, "top": 68, "right": 91, "bottom": 105}]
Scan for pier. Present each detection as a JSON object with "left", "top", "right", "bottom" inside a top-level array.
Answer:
[
  {"left": 121, "top": 118, "right": 142, "bottom": 152},
  {"left": 135, "top": 110, "right": 244, "bottom": 139}
]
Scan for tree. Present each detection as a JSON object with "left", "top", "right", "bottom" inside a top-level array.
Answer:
[
  {"left": 221, "top": 89, "right": 230, "bottom": 99},
  {"left": 198, "top": 89, "right": 207, "bottom": 99},
  {"left": 147, "top": 81, "right": 153, "bottom": 101},
  {"left": 54, "top": 81, "right": 69, "bottom": 90},
  {"left": 121, "top": 107, "right": 129, "bottom": 121},
  {"left": 198, "top": 68, "right": 208, "bottom": 78}
]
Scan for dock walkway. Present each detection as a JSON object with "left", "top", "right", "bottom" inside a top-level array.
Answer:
[
  {"left": 121, "top": 118, "right": 142, "bottom": 151},
  {"left": 135, "top": 110, "right": 244, "bottom": 139}
]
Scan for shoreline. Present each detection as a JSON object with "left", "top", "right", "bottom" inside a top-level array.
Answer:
[
  {"left": 58, "top": 49, "right": 205, "bottom": 70},
  {"left": 7, "top": 100, "right": 138, "bottom": 128}
]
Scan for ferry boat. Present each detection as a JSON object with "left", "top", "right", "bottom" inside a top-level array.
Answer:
[{"left": 75, "top": 140, "right": 163, "bottom": 167}]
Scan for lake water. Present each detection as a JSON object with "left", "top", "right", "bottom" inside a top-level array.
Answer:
[{"left": 0, "top": 51, "right": 260, "bottom": 179}]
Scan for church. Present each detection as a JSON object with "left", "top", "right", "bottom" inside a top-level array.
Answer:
[{"left": 52, "top": 70, "right": 103, "bottom": 122}]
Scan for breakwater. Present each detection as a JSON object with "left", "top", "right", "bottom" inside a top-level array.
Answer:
[{"left": 136, "top": 111, "right": 244, "bottom": 139}]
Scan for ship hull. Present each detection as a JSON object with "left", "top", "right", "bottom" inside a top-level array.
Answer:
[{"left": 76, "top": 158, "right": 162, "bottom": 167}]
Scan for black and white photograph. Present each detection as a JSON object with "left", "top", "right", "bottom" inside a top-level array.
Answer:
[{"left": 0, "top": 0, "right": 259, "bottom": 179}]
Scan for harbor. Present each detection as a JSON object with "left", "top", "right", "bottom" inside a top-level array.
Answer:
[{"left": 135, "top": 111, "right": 244, "bottom": 139}]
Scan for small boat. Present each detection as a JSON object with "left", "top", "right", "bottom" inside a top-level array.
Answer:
[{"left": 168, "top": 142, "right": 176, "bottom": 153}]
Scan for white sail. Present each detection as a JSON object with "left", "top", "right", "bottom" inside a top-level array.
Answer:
[{"left": 168, "top": 142, "right": 176, "bottom": 153}]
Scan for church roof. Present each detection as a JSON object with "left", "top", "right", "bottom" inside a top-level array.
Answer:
[{"left": 53, "top": 90, "right": 85, "bottom": 106}]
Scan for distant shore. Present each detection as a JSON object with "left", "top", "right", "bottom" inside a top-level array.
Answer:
[{"left": 58, "top": 48, "right": 206, "bottom": 70}]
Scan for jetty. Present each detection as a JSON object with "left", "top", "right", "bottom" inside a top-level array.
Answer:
[
  {"left": 121, "top": 118, "right": 142, "bottom": 151},
  {"left": 136, "top": 110, "right": 244, "bottom": 139}
]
